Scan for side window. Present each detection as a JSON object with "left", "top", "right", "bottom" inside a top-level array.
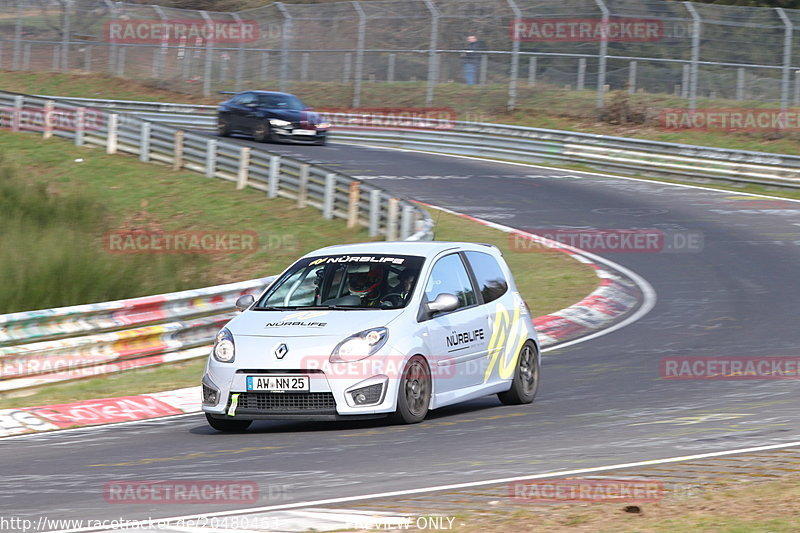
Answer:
[
  {"left": 465, "top": 251, "right": 509, "bottom": 304},
  {"left": 238, "top": 93, "right": 256, "bottom": 106},
  {"left": 263, "top": 268, "right": 317, "bottom": 306},
  {"left": 424, "top": 254, "right": 477, "bottom": 310}
]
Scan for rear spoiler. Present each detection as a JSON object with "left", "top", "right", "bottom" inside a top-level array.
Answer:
[{"left": 218, "top": 91, "right": 239, "bottom": 95}]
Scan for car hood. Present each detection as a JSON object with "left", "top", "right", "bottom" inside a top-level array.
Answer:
[
  {"left": 262, "top": 109, "right": 320, "bottom": 124},
  {"left": 227, "top": 308, "right": 404, "bottom": 338}
]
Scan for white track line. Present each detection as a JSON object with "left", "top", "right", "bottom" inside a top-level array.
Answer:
[{"left": 52, "top": 439, "right": 800, "bottom": 532}]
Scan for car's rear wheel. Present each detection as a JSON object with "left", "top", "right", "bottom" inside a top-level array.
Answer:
[
  {"left": 217, "top": 117, "right": 232, "bottom": 137},
  {"left": 253, "top": 121, "right": 270, "bottom": 143},
  {"left": 315, "top": 136, "right": 327, "bottom": 146},
  {"left": 205, "top": 413, "right": 252, "bottom": 432},
  {"left": 391, "top": 355, "right": 431, "bottom": 424},
  {"left": 497, "top": 340, "right": 539, "bottom": 405}
]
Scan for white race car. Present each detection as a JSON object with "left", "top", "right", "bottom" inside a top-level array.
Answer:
[{"left": 202, "top": 241, "right": 540, "bottom": 431}]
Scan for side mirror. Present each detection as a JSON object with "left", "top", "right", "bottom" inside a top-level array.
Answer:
[
  {"left": 426, "top": 293, "right": 459, "bottom": 315},
  {"left": 245, "top": 102, "right": 258, "bottom": 108},
  {"left": 235, "top": 294, "right": 255, "bottom": 312}
]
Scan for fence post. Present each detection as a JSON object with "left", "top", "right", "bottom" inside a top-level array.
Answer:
[
  {"left": 268, "top": 155, "right": 280, "bottom": 198},
  {"left": 681, "top": 63, "right": 690, "bottom": 99},
  {"left": 200, "top": 10, "right": 214, "bottom": 97},
  {"left": 107, "top": 114, "right": 119, "bottom": 155},
  {"left": 343, "top": 53, "right": 352, "bottom": 83},
  {"left": 153, "top": 6, "right": 169, "bottom": 81},
  {"left": 237, "top": 147, "right": 250, "bottom": 189},
  {"left": 352, "top": 1, "right": 366, "bottom": 107},
  {"left": 593, "top": 0, "right": 609, "bottom": 109},
  {"left": 628, "top": 60, "right": 637, "bottom": 94},
  {"left": 386, "top": 198, "right": 399, "bottom": 241},
  {"left": 776, "top": 8, "right": 793, "bottom": 112},
  {"left": 42, "top": 100, "right": 54, "bottom": 140},
  {"left": 300, "top": 53, "right": 310, "bottom": 81},
  {"left": 368, "top": 189, "right": 380, "bottom": 237},
  {"left": 232, "top": 13, "right": 246, "bottom": 92},
  {"left": 139, "top": 122, "right": 150, "bottom": 162},
  {"left": 684, "top": 2, "right": 701, "bottom": 111},
  {"left": 260, "top": 52, "right": 270, "bottom": 81},
  {"left": 173, "top": 131, "right": 184, "bottom": 170},
  {"left": 12, "top": 1, "right": 22, "bottom": 71},
  {"left": 528, "top": 56, "right": 537, "bottom": 86},
  {"left": 52, "top": 46, "right": 60, "bottom": 72},
  {"left": 795, "top": 70, "right": 800, "bottom": 106},
  {"left": 736, "top": 68, "right": 745, "bottom": 101},
  {"left": 276, "top": 2, "right": 292, "bottom": 92},
  {"left": 103, "top": 0, "right": 116, "bottom": 75},
  {"left": 297, "top": 164, "right": 309, "bottom": 206},
  {"left": 423, "top": 0, "right": 439, "bottom": 106},
  {"left": 387, "top": 53, "right": 396, "bottom": 82},
  {"left": 347, "top": 181, "right": 360, "bottom": 228},
  {"left": 61, "top": 0, "right": 72, "bottom": 71},
  {"left": 505, "top": 0, "right": 521, "bottom": 110},
  {"left": 83, "top": 45, "right": 91, "bottom": 72},
  {"left": 480, "top": 54, "right": 488, "bottom": 85},
  {"left": 400, "top": 205, "right": 413, "bottom": 240},
  {"left": 577, "top": 58, "right": 586, "bottom": 91},
  {"left": 323, "top": 173, "right": 336, "bottom": 219},
  {"left": 206, "top": 138, "right": 217, "bottom": 178},
  {"left": 74, "top": 107, "right": 85, "bottom": 146}
]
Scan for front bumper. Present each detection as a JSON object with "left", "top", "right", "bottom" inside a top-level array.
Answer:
[{"left": 271, "top": 127, "right": 328, "bottom": 143}]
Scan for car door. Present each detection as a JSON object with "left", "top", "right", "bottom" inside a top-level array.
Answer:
[
  {"left": 421, "top": 253, "right": 488, "bottom": 396},
  {"left": 230, "top": 92, "right": 256, "bottom": 131}
]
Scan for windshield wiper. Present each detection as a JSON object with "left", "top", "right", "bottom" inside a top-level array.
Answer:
[{"left": 252, "top": 305, "right": 293, "bottom": 311}]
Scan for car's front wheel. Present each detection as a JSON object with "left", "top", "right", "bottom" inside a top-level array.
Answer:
[
  {"left": 205, "top": 413, "right": 252, "bottom": 432},
  {"left": 253, "top": 121, "right": 270, "bottom": 143},
  {"left": 497, "top": 340, "right": 539, "bottom": 405},
  {"left": 391, "top": 355, "right": 431, "bottom": 424},
  {"left": 217, "top": 117, "right": 232, "bottom": 137}
]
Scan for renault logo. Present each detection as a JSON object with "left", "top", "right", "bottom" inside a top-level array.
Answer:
[{"left": 274, "top": 343, "right": 288, "bottom": 359}]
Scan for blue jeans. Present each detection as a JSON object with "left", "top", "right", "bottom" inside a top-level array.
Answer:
[{"left": 464, "top": 63, "right": 477, "bottom": 85}]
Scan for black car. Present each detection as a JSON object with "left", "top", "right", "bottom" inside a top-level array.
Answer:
[{"left": 217, "top": 91, "right": 330, "bottom": 145}]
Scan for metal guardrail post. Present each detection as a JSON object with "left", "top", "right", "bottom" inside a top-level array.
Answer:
[
  {"left": 173, "top": 131, "right": 184, "bottom": 170},
  {"left": 776, "top": 8, "right": 793, "bottom": 112},
  {"left": 276, "top": 3, "right": 292, "bottom": 93},
  {"left": 200, "top": 10, "right": 214, "bottom": 97},
  {"left": 268, "top": 155, "right": 280, "bottom": 198},
  {"left": 139, "top": 122, "right": 150, "bottom": 162},
  {"left": 505, "top": 0, "right": 522, "bottom": 111},
  {"left": 106, "top": 114, "right": 118, "bottom": 155},
  {"left": 386, "top": 198, "right": 399, "bottom": 241},
  {"left": 347, "top": 181, "right": 360, "bottom": 228},
  {"left": 75, "top": 107, "right": 85, "bottom": 146},
  {"left": 684, "top": 2, "right": 701, "bottom": 111},
  {"left": 237, "top": 147, "right": 250, "bottom": 190},
  {"left": 593, "top": 0, "right": 609, "bottom": 109},
  {"left": 11, "top": 95, "right": 22, "bottom": 132},
  {"left": 206, "top": 138, "right": 217, "bottom": 178},
  {"left": 368, "top": 189, "right": 380, "bottom": 237},
  {"left": 352, "top": 1, "right": 366, "bottom": 108},
  {"left": 297, "top": 163, "right": 309, "bottom": 206},
  {"left": 12, "top": 1, "right": 22, "bottom": 71},
  {"left": 42, "top": 100, "right": 54, "bottom": 140},
  {"left": 422, "top": 0, "right": 439, "bottom": 106},
  {"left": 323, "top": 173, "right": 336, "bottom": 219}
]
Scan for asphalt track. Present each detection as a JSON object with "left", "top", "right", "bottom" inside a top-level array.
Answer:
[{"left": 2, "top": 137, "right": 799, "bottom": 529}]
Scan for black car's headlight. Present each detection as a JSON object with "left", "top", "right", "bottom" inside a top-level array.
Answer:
[
  {"left": 330, "top": 328, "right": 388, "bottom": 363},
  {"left": 269, "top": 119, "right": 291, "bottom": 127},
  {"left": 213, "top": 328, "right": 235, "bottom": 363}
]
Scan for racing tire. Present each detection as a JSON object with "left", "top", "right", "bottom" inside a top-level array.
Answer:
[
  {"left": 390, "top": 355, "right": 431, "bottom": 424},
  {"left": 314, "top": 136, "right": 327, "bottom": 146},
  {"left": 497, "top": 340, "right": 539, "bottom": 405},
  {"left": 205, "top": 413, "right": 252, "bottom": 432},
  {"left": 217, "top": 117, "right": 232, "bottom": 137},
  {"left": 253, "top": 121, "right": 270, "bottom": 143}
]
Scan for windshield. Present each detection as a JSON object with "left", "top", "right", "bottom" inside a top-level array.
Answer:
[
  {"left": 255, "top": 254, "right": 424, "bottom": 310},
  {"left": 257, "top": 93, "right": 305, "bottom": 111}
]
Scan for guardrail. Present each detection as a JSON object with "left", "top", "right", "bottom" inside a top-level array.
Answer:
[
  {"left": 32, "top": 94, "right": 800, "bottom": 189},
  {"left": 0, "top": 91, "right": 433, "bottom": 393}
]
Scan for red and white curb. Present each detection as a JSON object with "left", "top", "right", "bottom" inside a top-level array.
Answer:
[{"left": 0, "top": 206, "right": 653, "bottom": 438}]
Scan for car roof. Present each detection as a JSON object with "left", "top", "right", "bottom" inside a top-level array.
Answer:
[
  {"left": 234, "top": 91, "right": 296, "bottom": 97},
  {"left": 302, "top": 241, "right": 499, "bottom": 260}
]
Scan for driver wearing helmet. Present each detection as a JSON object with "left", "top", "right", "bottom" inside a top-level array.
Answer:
[{"left": 347, "top": 265, "right": 385, "bottom": 307}]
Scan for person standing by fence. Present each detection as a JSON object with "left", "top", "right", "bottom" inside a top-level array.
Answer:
[{"left": 462, "top": 35, "right": 484, "bottom": 85}]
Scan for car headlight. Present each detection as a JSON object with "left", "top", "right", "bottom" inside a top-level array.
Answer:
[
  {"left": 330, "top": 328, "right": 388, "bottom": 363},
  {"left": 316, "top": 122, "right": 332, "bottom": 129},
  {"left": 269, "top": 119, "right": 291, "bottom": 127},
  {"left": 213, "top": 328, "right": 235, "bottom": 363}
]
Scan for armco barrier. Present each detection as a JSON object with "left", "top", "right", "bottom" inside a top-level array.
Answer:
[
  {"left": 32, "top": 94, "right": 800, "bottom": 189},
  {"left": 0, "top": 90, "right": 433, "bottom": 392}
]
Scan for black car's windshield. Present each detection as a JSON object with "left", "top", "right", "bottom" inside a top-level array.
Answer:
[
  {"left": 255, "top": 254, "right": 424, "bottom": 310},
  {"left": 257, "top": 93, "right": 305, "bottom": 111}
]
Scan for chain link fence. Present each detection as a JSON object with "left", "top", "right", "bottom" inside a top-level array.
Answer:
[{"left": 1, "top": 0, "right": 799, "bottom": 111}]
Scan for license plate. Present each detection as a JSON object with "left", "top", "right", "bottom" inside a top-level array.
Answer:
[
  {"left": 246, "top": 375, "right": 309, "bottom": 392},
  {"left": 293, "top": 129, "right": 316, "bottom": 136}
]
